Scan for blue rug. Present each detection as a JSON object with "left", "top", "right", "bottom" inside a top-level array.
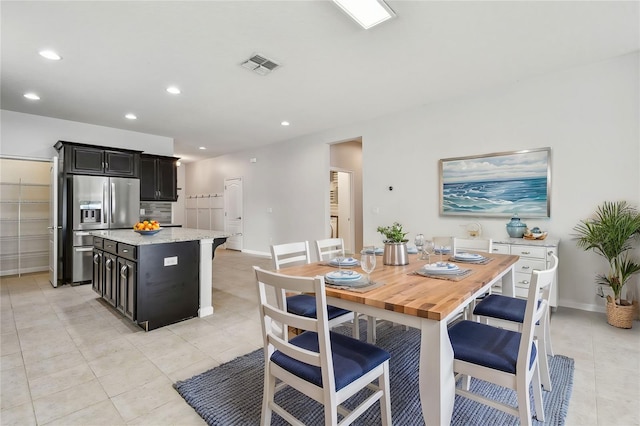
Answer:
[{"left": 174, "top": 321, "right": 574, "bottom": 425}]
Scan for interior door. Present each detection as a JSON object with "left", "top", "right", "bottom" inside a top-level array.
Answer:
[
  {"left": 336, "top": 171, "right": 354, "bottom": 253},
  {"left": 224, "top": 178, "right": 243, "bottom": 251},
  {"left": 48, "top": 157, "right": 59, "bottom": 287}
]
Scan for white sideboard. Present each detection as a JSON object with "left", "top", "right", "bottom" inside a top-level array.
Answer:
[{"left": 490, "top": 238, "right": 559, "bottom": 307}]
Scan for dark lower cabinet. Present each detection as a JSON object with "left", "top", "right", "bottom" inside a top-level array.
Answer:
[
  {"left": 116, "top": 258, "right": 136, "bottom": 320},
  {"left": 92, "top": 237, "right": 199, "bottom": 331},
  {"left": 103, "top": 253, "right": 118, "bottom": 307},
  {"left": 92, "top": 249, "right": 103, "bottom": 295}
]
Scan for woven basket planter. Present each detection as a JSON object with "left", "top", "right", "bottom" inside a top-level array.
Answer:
[{"left": 606, "top": 299, "right": 637, "bottom": 329}]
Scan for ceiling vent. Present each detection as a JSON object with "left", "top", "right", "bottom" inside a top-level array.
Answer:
[{"left": 241, "top": 54, "right": 280, "bottom": 76}]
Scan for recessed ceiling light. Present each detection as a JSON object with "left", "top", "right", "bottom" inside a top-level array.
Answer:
[
  {"left": 199, "top": 147, "right": 206, "bottom": 150},
  {"left": 24, "top": 93, "right": 40, "bottom": 100},
  {"left": 125, "top": 113, "right": 137, "bottom": 120},
  {"left": 332, "top": 0, "right": 396, "bottom": 29},
  {"left": 166, "top": 86, "right": 181, "bottom": 95},
  {"left": 39, "top": 50, "right": 62, "bottom": 60},
  {"left": 281, "top": 121, "right": 290, "bottom": 126}
]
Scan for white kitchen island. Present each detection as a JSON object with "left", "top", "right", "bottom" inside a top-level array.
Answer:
[{"left": 91, "top": 228, "right": 232, "bottom": 330}]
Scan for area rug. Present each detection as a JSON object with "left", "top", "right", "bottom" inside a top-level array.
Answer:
[{"left": 174, "top": 322, "right": 574, "bottom": 425}]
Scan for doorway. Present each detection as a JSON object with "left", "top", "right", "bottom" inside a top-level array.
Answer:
[
  {"left": 330, "top": 170, "right": 355, "bottom": 252},
  {"left": 224, "top": 177, "right": 243, "bottom": 251}
]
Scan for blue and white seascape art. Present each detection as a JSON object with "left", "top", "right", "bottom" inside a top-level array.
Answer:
[{"left": 440, "top": 148, "right": 550, "bottom": 217}]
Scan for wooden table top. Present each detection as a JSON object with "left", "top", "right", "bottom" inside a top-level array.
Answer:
[{"left": 276, "top": 252, "right": 519, "bottom": 321}]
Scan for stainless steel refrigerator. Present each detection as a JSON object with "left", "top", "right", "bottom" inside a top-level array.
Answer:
[{"left": 69, "top": 175, "right": 140, "bottom": 283}]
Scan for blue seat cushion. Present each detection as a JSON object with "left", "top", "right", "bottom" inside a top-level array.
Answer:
[
  {"left": 287, "top": 294, "right": 351, "bottom": 320},
  {"left": 473, "top": 294, "right": 527, "bottom": 323},
  {"left": 270, "top": 331, "right": 390, "bottom": 391},
  {"left": 448, "top": 320, "right": 536, "bottom": 374}
]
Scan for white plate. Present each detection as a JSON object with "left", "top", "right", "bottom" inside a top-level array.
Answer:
[
  {"left": 325, "top": 271, "right": 362, "bottom": 281},
  {"left": 434, "top": 246, "right": 451, "bottom": 254},
  {"left": 454, "top": 252, "right": 483, "bottom": 260},
  {"left": 420, "top": 263, "right": 461, "bottom": 274},
  {"left": 329, "top": 257, "right": 358, "bottom": 266},
  {"left": 361, "top": 248, "right": 384, "bottom": 255}
]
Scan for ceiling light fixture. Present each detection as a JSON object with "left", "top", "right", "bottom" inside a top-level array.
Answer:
[
  {"left": 166, "top": 86, "right": 181, "bottom": 95},
  {"left": 281, "top": 121, "right": 290, "bottom": 126},
  {"left": 332, "top": 0, "right": 396, "bottom": 29},
  {"left": 125, "top": 113, "right": 137, "bottom": 120},
  {"left": 39, "top": 50, "right": 61, "bottom": 60},
  {"left": 199, "top": 147, "right": 206, "bottom": 150},
  {"left": 24, "top": 93, "right": 40, "bottom": 100}
]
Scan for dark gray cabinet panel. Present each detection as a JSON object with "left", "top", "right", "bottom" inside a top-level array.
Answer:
[
  {"left": 55, "top": 141, "right": 141, "bottom": 177},
  {"left": 140, "top": 154, "right": 178, "bottom": 201}
]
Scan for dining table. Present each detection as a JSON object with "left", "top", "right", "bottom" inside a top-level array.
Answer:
[{"left": 276, "top": 251, "right": 519, "bottom": 426}]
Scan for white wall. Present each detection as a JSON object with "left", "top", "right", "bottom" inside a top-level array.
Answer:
[
  {"left": 0, "top": 110, "right": 174, "bottom": 159},
  {"left": 185, "top": 52, "right": 639, "bottom": 313}
]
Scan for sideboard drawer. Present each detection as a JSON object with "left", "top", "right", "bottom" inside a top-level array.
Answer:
[
  {"left": 491, "top": 244, "right": 510, "bottom": 255},
  {"left": 515, "top": 258, "right": 546, "bottom": 275},
  {"left": 511, "top": 245, "right": 546, "bottom": 259}
]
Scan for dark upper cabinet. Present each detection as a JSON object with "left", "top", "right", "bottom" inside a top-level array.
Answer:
[
  {"left": 140, "top": 154, "right": 178, "bottom": 201},
  {"left": 55, "top": 141, "right": 141, "bottom": 177}
]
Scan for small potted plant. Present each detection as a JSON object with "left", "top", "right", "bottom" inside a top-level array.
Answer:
[
  {"left": 574, "top": 201, "right": 640, "bottom": 328},
  {"left": 377, "top": 222, "right": 409, "bottom": 265}
]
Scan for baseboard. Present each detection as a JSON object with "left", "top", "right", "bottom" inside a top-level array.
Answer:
[
  {"left": 240, "top": 249, "right": 271, "bottom": 258},
  {"left": 558, "top": 299, "right": 606, "bottom": 313}
]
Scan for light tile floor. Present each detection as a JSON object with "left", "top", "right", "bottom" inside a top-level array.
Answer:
[{"left": 1, "top": 249, "right": 638, "bottom": 425}]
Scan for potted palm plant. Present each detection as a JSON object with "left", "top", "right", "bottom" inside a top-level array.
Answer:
[
  {"left": 377, "top": 222, "right": 409, "bottom": 265},
  {"left": 574, "top": 201, "right": 640, "bottom": 328}
]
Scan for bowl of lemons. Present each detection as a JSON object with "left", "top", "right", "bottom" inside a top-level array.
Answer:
[{"left": 133, "top": 220, "right": 162, "bottom": 235}]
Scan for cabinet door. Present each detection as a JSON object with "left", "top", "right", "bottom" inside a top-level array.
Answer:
[
  {"left": 117, "top": 257, "right": 136, "bottom": 320},
  {"left": 92, "top": 249, "right": 103, "bottom": 296},
  {"left": 156, "top": 158, "right": 177, "bottom": 201},
  {"left": 69, "top": 146, "right": 104, "bottom": 174},
  {"left": 104, "top": 151, "right": 138, "bottom": 177},
  {"left": 103, "top": 253, "right": 117, "bottom": 307},
  {"left": 139, "top": 156, "right": 157, "bottom": 200}
]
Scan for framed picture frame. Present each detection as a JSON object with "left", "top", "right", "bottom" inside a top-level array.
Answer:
[{"left": 439, "top": 147, "right": 551, "bottom": 218}]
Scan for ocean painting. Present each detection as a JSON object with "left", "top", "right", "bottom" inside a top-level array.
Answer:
[{"left": 440, "top": 148, "right": 550, "bottom": 217}]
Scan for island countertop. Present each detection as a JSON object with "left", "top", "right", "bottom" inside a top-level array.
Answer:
[{"left": 90, "top": 228, "right": 233, "bottom": 246}]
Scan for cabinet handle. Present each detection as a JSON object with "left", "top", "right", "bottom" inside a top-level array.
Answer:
[
  {"left": 519, "top": 280, "right": 530, "bottom": 285},
  {"left": 521, "top": 265, "right": 530, "bottom": 269},
  {"left": 548, "top": 250, "right": 554, "bottom": 255},
  {"left": 521, "top": 251, "right": 531, "bottom": 255},
  {"left": 122, "top": 249, "right": 128, "bottom": 253},
  {"left": 105, "top": 258, "right": 112, "bottom": 270},
  {"left": 105, "top": 162, "right": 109, "bottom": 170},
  {"left": 93, "top": 254, "right": 100, "bottom": 264},
  {"left": 120, "top": 265, "right": 128, "bottom": 278}
]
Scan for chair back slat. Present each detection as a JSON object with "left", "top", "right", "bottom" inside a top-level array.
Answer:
[
  {"left": 271, "top": 241, "right": 311, "bottom": 270},
  {"left": 517, "top": 254, "right": 558, "bottom": 375},
  {"left": 315, "top": 238, "right": 345, "bottom": 261},
  {"left": 453, "top": 237, "right": 493, "bottom": 255},
  {"left": 254, "top": 266, "right": 335, "bottom": 389}
]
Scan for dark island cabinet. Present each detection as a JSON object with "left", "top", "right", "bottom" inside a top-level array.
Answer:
[
  {"left": 140, "top": 154, "right": 178, "bottom": 201},
  {"left": 55, "top": 141, "right": 141, "bottom": 177},
  {"left": 92, "top": 236, "right": 198, "bottom": 331}
]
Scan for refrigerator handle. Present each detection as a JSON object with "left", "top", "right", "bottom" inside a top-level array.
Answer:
[
  {"left": 102, "top": 182, "right": 108, "bottom": 224},
  {"left": 111, "top": 182, "right": 116, "bottom": 224}
]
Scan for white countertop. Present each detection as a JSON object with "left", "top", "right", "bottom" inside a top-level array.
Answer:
[{"left": 91, "top": 228, "right": 233, "bottom": 246}]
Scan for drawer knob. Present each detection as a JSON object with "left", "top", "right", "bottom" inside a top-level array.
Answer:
[
  {"left": 521, "top": 266, "right": 530, "bottom": 269},
  {"left": 521, "top": 251, "right": 531, "bottom": 255},
  {"left": 519, "top": 280, "right": 530, "bottom": 285}
]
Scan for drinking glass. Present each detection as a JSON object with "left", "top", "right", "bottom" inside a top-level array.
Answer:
[
  {"left": 360, "top": 249, "right": 376, "bottom": 284},
  {"left": 335, "top": 252, "right": 345, "bottom": 273},
  {"left": 414, "top": 234, "right": 425, "bottom": 259},
  {"left": 423, "top": 239, "right": 435, "bottom": 263}
]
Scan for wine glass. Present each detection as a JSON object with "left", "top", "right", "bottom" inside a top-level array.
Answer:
[
  {"left": 335, "top": 251, "right": 345, "bottom": 273},
  {"left": 423, "top": 239, "right": 435, "bottom": 263},
  {"left": 414, "top": 234, "right": 425, "bottom": 259},
  {"left": 360, "top": 248, "right": 376, "bottom": 284}
]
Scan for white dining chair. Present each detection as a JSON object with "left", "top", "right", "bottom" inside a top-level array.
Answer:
[
  {"left": 448, "top": 254, "right": 557, "bottom": 425},
  {"left": 254, "top": 266, "right": 392, "bottom": 426},
  {"left": 452, "top": 237, "right": 493, "bottom": 255},
  {"left": 270, "top": 241, "right": 359, "bottom": 339},
  {"left": 473, "top": 254, "right": 559, "bottom": 391},
  {"left": 315, "top": 237, "right": 345, "bottom": 262}
]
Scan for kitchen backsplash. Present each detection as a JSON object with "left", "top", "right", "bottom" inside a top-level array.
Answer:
[{"left": 140, "top": 202, "right": 172, "bottom": 224}]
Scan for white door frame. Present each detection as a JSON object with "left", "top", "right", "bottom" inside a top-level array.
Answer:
[{"left": 49, "top": 156, "right": 59, "bottom": 287}]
